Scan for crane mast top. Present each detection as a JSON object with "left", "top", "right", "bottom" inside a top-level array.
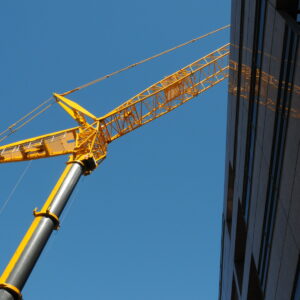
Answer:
[{"left": 0, "top": 44, "right": 229, "bottom": 173}]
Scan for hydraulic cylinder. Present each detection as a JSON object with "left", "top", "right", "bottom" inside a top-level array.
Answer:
[{"left": 0, "top": 162, "right": 83, "bottom": 300}]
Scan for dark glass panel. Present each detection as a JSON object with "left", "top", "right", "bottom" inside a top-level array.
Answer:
[
  {"left": 247, "top": 256, "right": 263, "bottom": 300},
  {"left": 226, "top": 163, "right": 235, "bottom": 236},
  {"left": 234, "top": 201, "right": 247, "bottom": 291}
]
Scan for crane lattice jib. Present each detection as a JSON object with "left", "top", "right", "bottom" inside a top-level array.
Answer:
[{"left": 0, "top": 43, "right": 229, "bottom": 168}]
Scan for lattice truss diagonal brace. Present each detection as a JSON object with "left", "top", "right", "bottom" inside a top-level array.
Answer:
[{"left": 0, "top": 44, "right": 229, "bottom": 168}]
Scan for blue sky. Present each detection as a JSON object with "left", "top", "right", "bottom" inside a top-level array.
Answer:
[{"left": 0, "top": 1, "right": 230, "bottom": 299}]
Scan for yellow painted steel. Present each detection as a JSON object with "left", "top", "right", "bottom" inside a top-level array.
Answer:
[
  {"left": 0, "top": 127, "right": 78, "bottom": 163},
  {"left": 0, "top": 217, "right": 41, "bottom": 283},
  {"left": 54, "top": 93, "right": 97, "bottom": 121},
  {"left": 0, "top": 163, "right": 72, "bottom": 283},
  {"left": 40, "top": 163, "right": 72, "bottom": 212},
  {"left": 33, "top": 209, "right": 60, "bottom": 230},
  {"left": 0, "top": 44, "right": 229, "bottom": 166},
  {"left": 0, "top": 282, "right": 22, "bottom": 299}
]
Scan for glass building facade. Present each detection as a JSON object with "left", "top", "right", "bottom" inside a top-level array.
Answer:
[{"left": 220, "top": 0, "right": 300, "bottom": 299}]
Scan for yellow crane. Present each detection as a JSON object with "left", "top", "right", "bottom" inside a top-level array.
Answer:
[{"left": 0, "top": 43, "right": 229, "bottom": 300}]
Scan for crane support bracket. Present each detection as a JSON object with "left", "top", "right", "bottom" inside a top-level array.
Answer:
[
  {"left": 33, "top": 208, "right": 60, "bottom": 230},
  {"left": 67, "top": 156, "right": 98, "bottom": 175},
  {"left": 0, "top": 282, "right": 22, "bottom": 300}
]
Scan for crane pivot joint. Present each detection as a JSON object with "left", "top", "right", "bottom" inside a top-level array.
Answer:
[{"left": 67, "top": 156, "right": 99, "bottom": 175}]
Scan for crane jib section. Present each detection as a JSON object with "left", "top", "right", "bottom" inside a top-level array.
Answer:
[
  {"left": 0, "top": 44, "right": 229, "bottom": 165},
  {"left": 102, "top": 43, "right": 229, "bottom": 141}
]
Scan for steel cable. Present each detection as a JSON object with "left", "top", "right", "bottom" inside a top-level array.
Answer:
[
  {"left": 0, "top": 24, "right": 230, "bottom": 143},
  {"left": 0, "top": 161, "right": 32, "bottom": 215}
]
